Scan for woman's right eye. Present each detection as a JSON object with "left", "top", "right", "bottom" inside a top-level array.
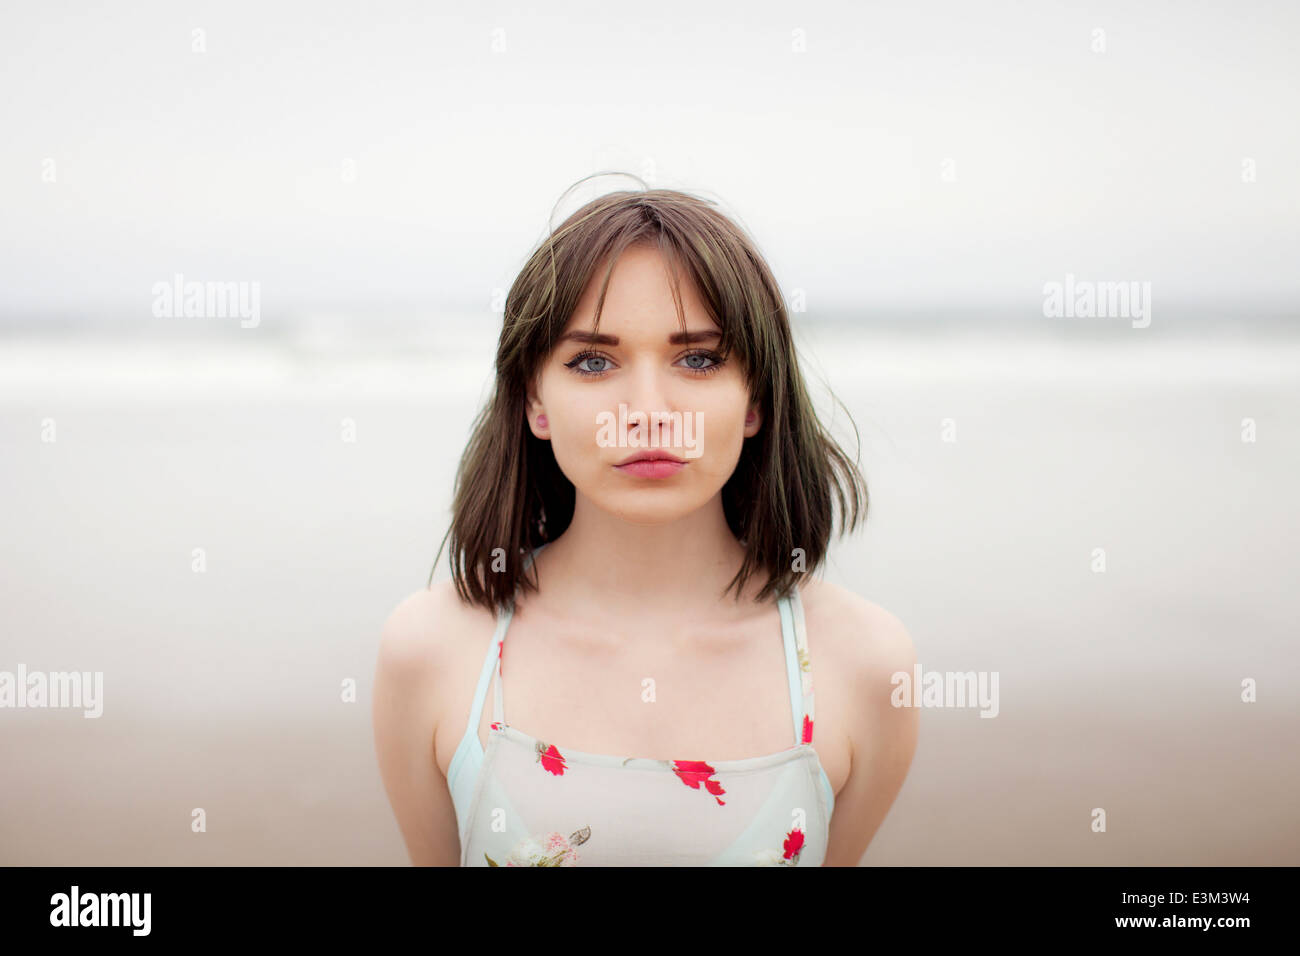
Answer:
[{"left": 565, "top": 352, "right": 614, "bottom": 375}]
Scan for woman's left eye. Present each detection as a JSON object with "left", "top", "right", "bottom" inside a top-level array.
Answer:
[{"left": 678, "top": 351, "right": 725, "bottom": 373}]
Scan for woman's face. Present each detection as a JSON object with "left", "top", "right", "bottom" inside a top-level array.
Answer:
[{"left": 526, "top": 244, "right": 762, "bottom": 525}]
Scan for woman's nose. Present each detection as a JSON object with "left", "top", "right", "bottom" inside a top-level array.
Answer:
[
  {"left": 625, "top": 364, "right": 674, "bottom": 439},
  {"left": 626, "top": 362, "right": 670, "bottom": 411}
]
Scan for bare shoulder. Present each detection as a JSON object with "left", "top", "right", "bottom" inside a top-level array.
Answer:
[
  {"left": 795, "top": 576, "right": 916, "bottom": 681},
  {"left": 374, "top": 578, "right": 499, "bottom": 690},
  {"left": 797, "top": 576, "right": 919, "bottom": 864},
  {"left": 373, "top": 578, "right": 499, "bottom": 865}
]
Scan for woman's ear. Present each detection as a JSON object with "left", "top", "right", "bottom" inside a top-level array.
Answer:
[
  {"left": 744, "top": 404, "right": 762, "bottom": 438},
  {"left": 526, "top": 394, "right": 550, "bottom": 439}
]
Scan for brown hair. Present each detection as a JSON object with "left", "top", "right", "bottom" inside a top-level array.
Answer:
[{"left": 429, "top": 174, "right": 867, "bottom": 611}]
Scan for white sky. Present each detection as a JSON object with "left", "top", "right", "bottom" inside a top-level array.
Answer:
[{"left": 1, "top": 0, "right": 1297, "bottom": 321}]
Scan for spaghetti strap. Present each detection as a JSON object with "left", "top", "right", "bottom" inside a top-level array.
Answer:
[
  {"left": 489, "top": 605, "right": 514, "bottom": 726},
  {"left": 778, "top": 585, "right": 815, "bottom": 746},
  {"left": 464, "top": 603, "right": 512, "bottom": 745},
  {"left": 788, "top": 585, "right": 815, "bottom": 744},
  {"left": 490, "top": 544, "right": 548, "bottom": 727}
]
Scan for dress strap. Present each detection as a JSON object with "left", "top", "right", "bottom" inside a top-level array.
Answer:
[
  {"left": 490, "top": 543, "right": 549, "bottom": 726},
  {"left": 489, "top": 604, "right": 513, "bottom": 725},
  {"left": 778, "top": 585, "right": 815, "bottom": 746},
  {"left": 468, "top": 604, "right": 511, "bottom": 737}
]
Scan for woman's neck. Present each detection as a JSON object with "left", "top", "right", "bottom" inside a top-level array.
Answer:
[{"left": 533, "top": 493, "right": 764, "bottom": 618}]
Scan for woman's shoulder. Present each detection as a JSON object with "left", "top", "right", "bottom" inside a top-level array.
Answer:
[
  {"left": 376, "top": 578, "right": 501, "bottom": 679},
  {"left": 794, "top": 576, "right": 916, "bottom": 680}
]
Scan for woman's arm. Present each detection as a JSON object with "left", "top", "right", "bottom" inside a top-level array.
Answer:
[
  {"left": 372, "top": 586, "right": 463, "bottom": 866},
  {"left": 817, "top": 589, "right": 920, "bottom": 866}
]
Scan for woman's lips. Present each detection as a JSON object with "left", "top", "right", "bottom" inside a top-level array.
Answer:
[{"left": 614, "top": 459, "right": 687, "bottom": 479}]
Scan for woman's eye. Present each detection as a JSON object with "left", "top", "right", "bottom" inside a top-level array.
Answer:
[
  {"left": 565, "top": 352, "right": 614, "bottom": 375},
  {"left": 676, "top": 348, "right": 728, "bottom": 369}
]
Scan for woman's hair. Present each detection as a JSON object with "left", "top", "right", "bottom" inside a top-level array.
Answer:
[{"left": 430, "top": 175, "right": 867, "bottom": 611}]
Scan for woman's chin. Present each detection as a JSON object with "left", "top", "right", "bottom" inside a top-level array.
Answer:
[{"left": 599, "top": 495, "right": 703, "bottom": 526}]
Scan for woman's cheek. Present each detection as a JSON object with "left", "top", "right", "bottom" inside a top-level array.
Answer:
[
  {"left": 552, "top": 409, "right": 605, "bottom": 477},
  {"left": 695, "top": 408, "right": 745, "bottom": 478},
  {"left": 543, "top": 417, "right": 581, "bottom": 483}
]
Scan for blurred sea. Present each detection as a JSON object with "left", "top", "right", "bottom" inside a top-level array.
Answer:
[{"left": 2, "top": 307, "right": 1299, "bottom": 399}]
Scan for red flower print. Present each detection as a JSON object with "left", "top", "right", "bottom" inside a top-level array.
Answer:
[
  {"left": 497, "top": 640, "right": 504, "bottom": 676},
  {"left": 490, "top": 722, "right": 501, "bottom": 731},
  {"left": 672, "top": 760, "right": 726, "bottom": 806},
  {"left": 783, "top": 828, "right": 805, "bottom": 861},
  {"left": 802, "top": 715, "right": 814, "bottom": 744},
  {"left": 535, "top": 741, "right": 567, "bottom": 775}
]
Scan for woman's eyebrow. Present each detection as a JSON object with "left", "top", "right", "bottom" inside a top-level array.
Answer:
[{"left": 557, "top": 329, "right": 721, "bottom": 346}]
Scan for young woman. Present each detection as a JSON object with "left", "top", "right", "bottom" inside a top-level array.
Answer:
[{"left": 373, "top": 181, "right": 918, "bottom": 866}]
